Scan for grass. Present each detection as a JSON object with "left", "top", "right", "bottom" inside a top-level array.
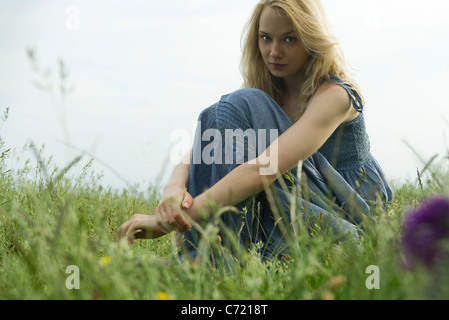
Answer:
[{"left": 1, "top": 110, "right": 449, "bottom": 300}]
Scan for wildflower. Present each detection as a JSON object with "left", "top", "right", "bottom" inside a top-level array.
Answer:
[
  {"left": 328, "top": 275, "right": 346, "bottom": 290},
  {"left": 157, "top": 291, "right": 173, "bottom": 300},
  {"left": 321, "top": 290, "right": 334, "bottom": 300},
  {"left": 402, "top": 197, "right": 449, "bottom": 268},
  {"left": 99, "top": 256, "right": 111, "bottom": 267}
]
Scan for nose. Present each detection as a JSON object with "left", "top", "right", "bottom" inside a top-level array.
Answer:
[{"left": 270, "top": 41, "right": 283, "bottom": 59}]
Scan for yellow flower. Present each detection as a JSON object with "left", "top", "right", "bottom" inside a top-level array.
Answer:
[
  {"left": 321, "top": 290, "right": 335, "bottom": 300},
  {"left": 328, "top": 275, "right": 346, "bottom": 290},
  {"left": 99, "top": 256, "right": 111, "bottom": 267},
  {"left": 157, "top": 291, "right": 173, "bottom": 300}
]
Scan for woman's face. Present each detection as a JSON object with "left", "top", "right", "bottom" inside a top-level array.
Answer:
[{"left": 258, "top": 6, "right": 309, "bottom": 84}]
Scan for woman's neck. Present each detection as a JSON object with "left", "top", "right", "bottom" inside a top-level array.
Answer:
[
  {"left": 282, "top": 72, "right": 307, "bottom": 121},
  {"left": 283, "top": 72, "right": 305, "bottom": 98}
]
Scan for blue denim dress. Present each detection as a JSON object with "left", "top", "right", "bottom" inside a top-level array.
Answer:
[{"left": 182, "top": 75, "right": 393, "bottom": 260}]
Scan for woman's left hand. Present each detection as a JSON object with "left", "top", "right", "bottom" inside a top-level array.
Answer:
[{"left": 117, "top": 214, "right": 166, "bottom": 244}]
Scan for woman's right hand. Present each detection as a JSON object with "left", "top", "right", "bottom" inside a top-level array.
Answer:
[{"left": 155, "top": 186, "right": 193, "bottom": 233}]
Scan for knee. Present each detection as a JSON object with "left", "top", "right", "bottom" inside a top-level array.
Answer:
[
  {"left": 218, "top": 88, "right": 279, "bottom": 119},
  {"left": 231, "top": 87, "right": 268, "bottom": 98},
  {"left": 222, "top": 88, "right": 272, "bottom": 109}
]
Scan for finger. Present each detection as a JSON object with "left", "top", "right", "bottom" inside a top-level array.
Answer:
[
  {"left": 117, "top": 219, "right": 132, "bottom": 241},
  {"left": 155, "top": 208, "right": 171, "bottom": 233},
  {"left": 164, "top": 206, "right": 191, "bottom": 232},
  {"left": 182, "top": 192, "right": 194, "bottom": 210},
  {"left": 157, "top": 204, "right": 188, "bottom": 233},
  {"left": 166, "top": 210, "right": 186, "bottom": 233},
  {"left": 125, "top": 220, "right": 141, "bottom": 245},
  {"left": 173, "top": 210, "right": 191, "bottom": 232},
  {"left": 117, "top": 214, "right": 142, "bottom": 240}
]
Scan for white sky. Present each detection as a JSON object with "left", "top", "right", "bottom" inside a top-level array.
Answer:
[{"left": 1, "top": 0, "right": 449, "bottom": 190}]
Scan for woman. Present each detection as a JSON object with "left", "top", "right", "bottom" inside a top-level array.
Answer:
[{"left": 118, "top": 0, "right": 393, "bottom": 260}]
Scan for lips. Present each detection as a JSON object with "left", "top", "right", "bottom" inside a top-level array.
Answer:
[{"left": 270, "top": 63, "right": 286, "bottom": 69}]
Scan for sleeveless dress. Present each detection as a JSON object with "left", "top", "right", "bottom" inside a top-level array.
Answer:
[{"left": 181, "top": 75, "right": 393, "bottom": 260}]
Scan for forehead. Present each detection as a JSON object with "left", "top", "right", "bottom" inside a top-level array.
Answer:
[{"left": 259, "top": 6, "right": 294, "bottom": 34}]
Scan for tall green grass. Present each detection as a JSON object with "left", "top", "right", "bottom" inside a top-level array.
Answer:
[{"left": 1, "top": 105, "right": 448, "bottom": 300}]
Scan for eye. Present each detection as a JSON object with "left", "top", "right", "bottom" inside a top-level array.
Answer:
[
  {"left": 259, "top": 34, "right": 272, "bottom": 42},
  {"left": 285, "top": 36, "right": 297, "bottom": 44}
]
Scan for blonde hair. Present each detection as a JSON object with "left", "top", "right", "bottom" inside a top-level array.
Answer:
[{"left": 240, "top": 0, "right": 363, "bottom": 121}]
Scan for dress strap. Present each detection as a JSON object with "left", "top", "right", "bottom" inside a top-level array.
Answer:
[{"left": 329, "top": 74, "right": 363, "bottom": 112}]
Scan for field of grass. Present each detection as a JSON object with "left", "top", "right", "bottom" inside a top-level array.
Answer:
[{"left": 1, "top": 109, "right": 449, "bottom": 300}]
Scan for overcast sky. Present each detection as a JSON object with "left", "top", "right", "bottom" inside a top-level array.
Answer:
[{"left": 1, "top": 0, "right": 449, "bottom": 190}]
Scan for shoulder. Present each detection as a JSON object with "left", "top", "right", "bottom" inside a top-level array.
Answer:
[
  {"left": 316, "top": 81, "right": 351, "bottom": 109},
  {"left": 309, "top": 80, "right": 360, "bottom": 124},
  {"left": 308, "top": 80, "right": 351, "bottom": 114}
]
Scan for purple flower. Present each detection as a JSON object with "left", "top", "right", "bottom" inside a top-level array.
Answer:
[{"left": 402, "top": 197, "right": 449, "bottom": 268}]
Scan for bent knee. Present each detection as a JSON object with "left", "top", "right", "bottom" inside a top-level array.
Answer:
[
  {"left": 219, "top": 88, "right": 280, "bottom": 118},
  {"left": 222, "top": 88, "right": 271, "bottom": 106},
  {"left": 215, "top": 88, "right": 290, "bottom": 133}
]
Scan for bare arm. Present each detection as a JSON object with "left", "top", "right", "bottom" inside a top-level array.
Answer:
[{"left": 163, "top": 149, "right": 191, "bottom": 198}]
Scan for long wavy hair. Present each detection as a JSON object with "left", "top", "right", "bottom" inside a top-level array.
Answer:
[{"left": 240, "top": 0, "right": 363, "bottom": 121}]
